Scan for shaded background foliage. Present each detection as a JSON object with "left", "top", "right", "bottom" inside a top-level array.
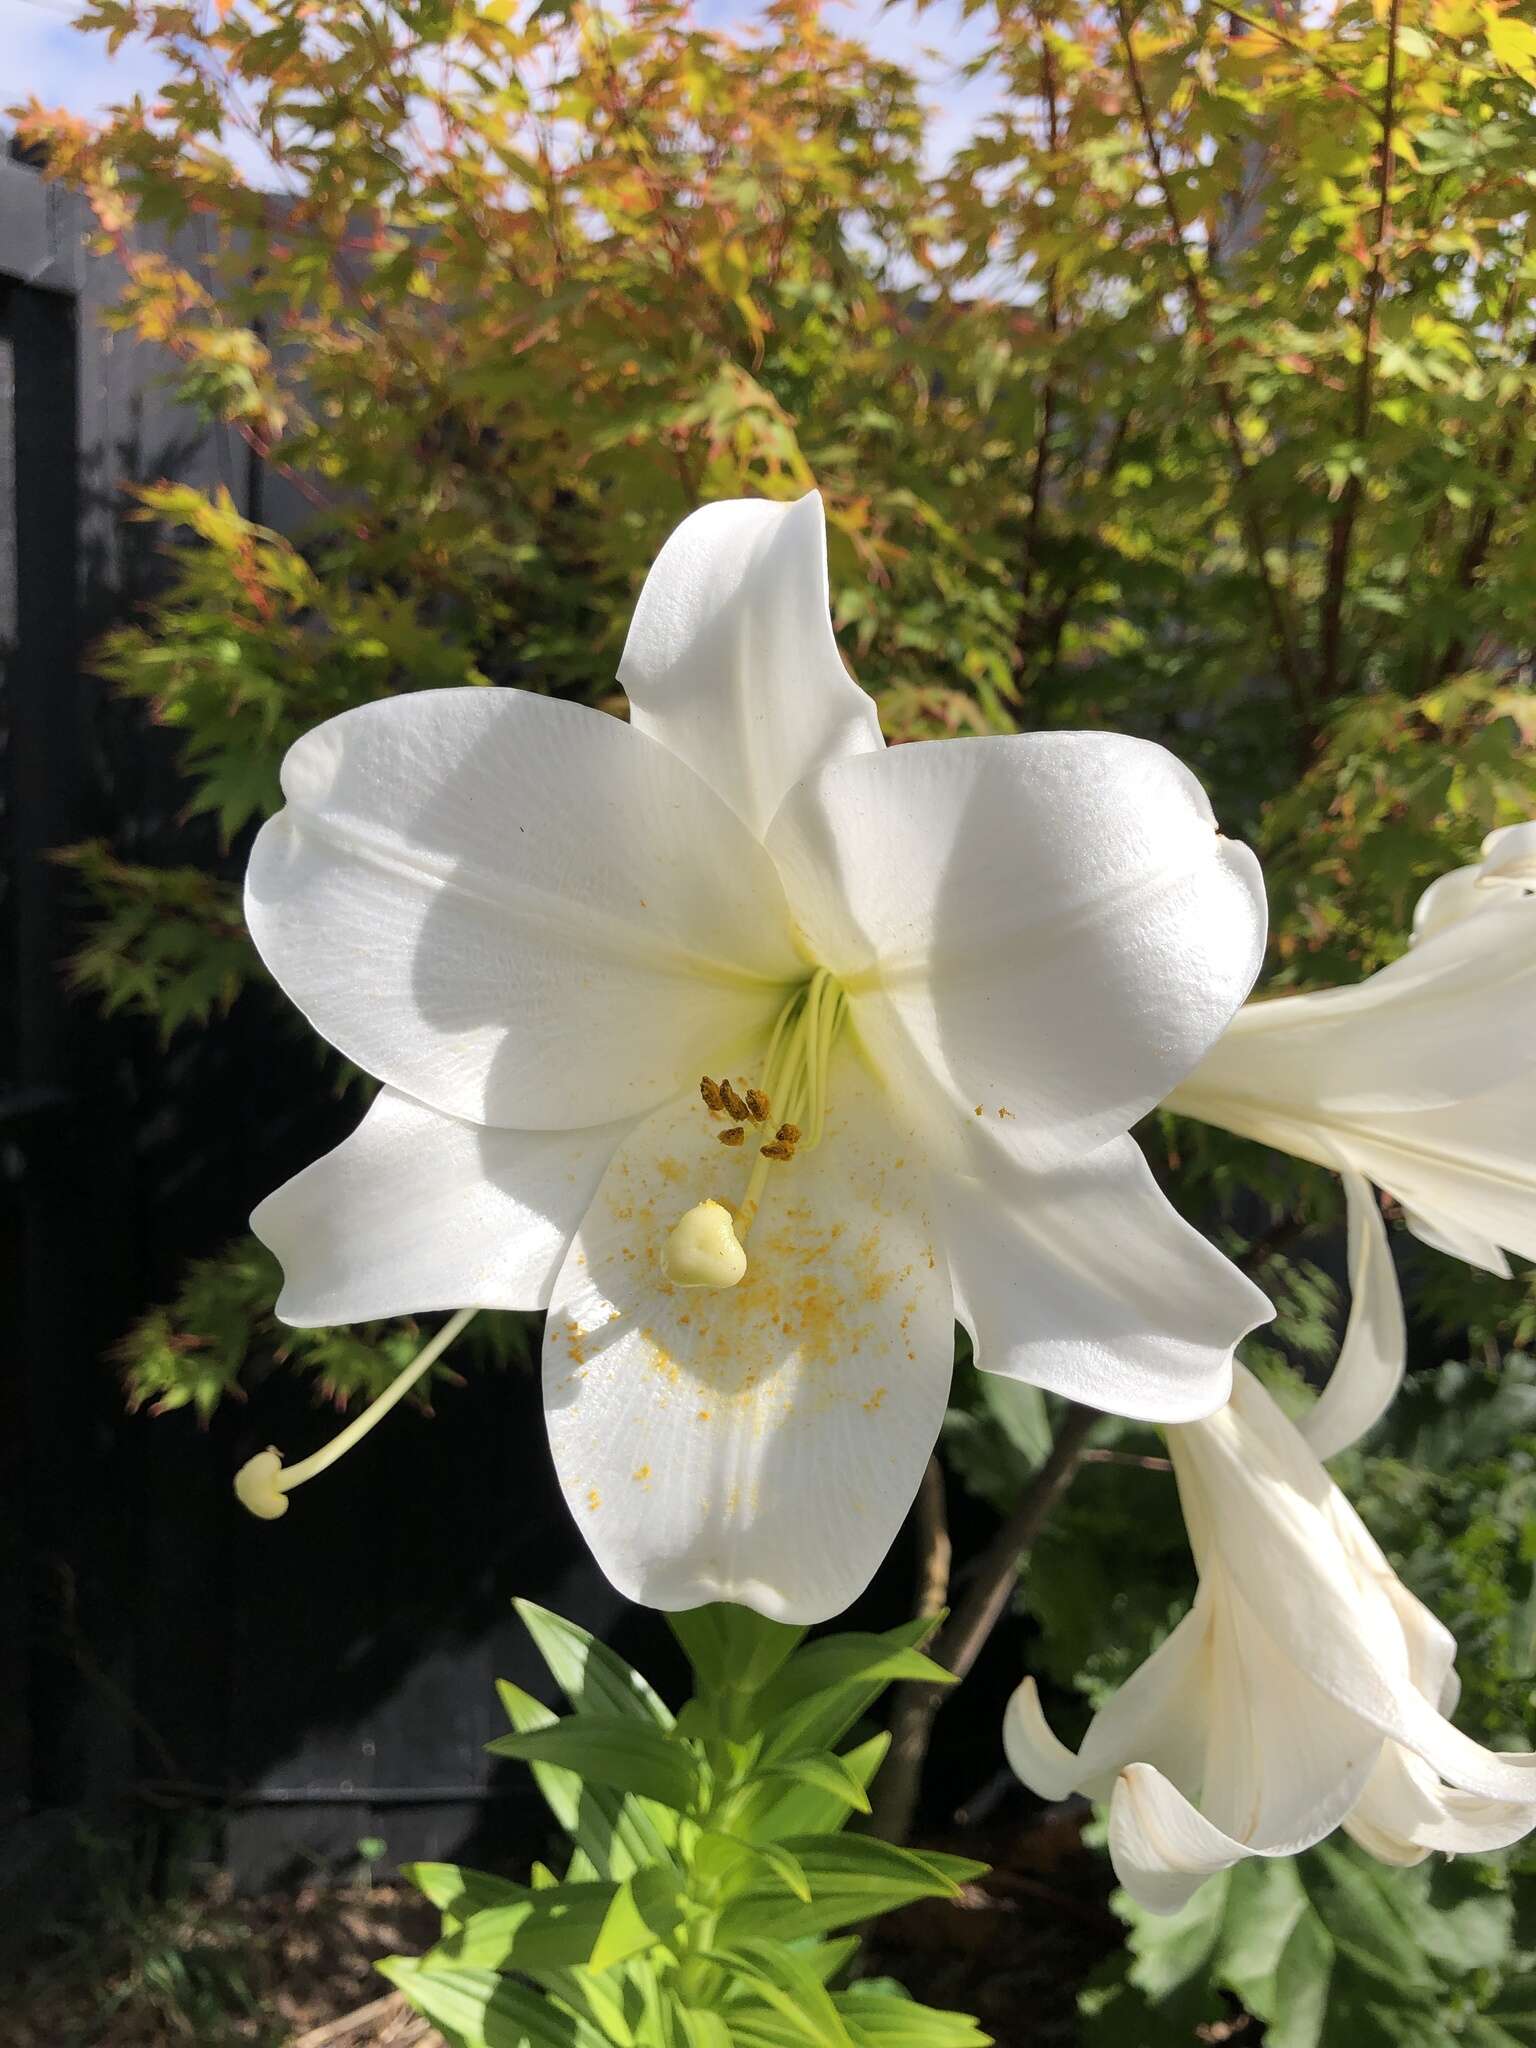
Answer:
[{"left": 9, "top": 0, "right": 1536, "bottom": 2033}]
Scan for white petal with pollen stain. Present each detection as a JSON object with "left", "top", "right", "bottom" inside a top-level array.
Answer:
[
  {"left": 541, "top": 1048, "right": 953, "bottom": 1623},
  {"left": 246, "top": 688, "right": 801, "bottom": 1131},
  {"left": 252, "top": 1086, "right": 634, "bottom": 1325}
]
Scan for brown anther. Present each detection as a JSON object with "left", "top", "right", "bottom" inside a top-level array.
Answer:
[
  {"left": 760, "top": 1140, "right": 796, "bottom": 1161},
  {"left": 720, "top": 1082, "right": 751, "bottom": 1122},
  {"left": 744, "top": 1089, "right": 771, "bottom": 1124},
  {"left": 719, "top": 1126, "right": 746, "bottom": 1147},
  {"left": 700, "top": 1077, "right": 725, "bottom": 1116},
  {"left": 774, "top": 1123, "right": 802, "bottom": 1146}
]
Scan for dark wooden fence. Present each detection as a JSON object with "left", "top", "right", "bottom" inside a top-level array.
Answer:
[{"left": 0, "top": 149, "right": 699, "bottom": 1916}]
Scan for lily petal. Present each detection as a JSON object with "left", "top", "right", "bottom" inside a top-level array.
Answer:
[
  {"left": 1003, "top": 1678, "right": 1091, "bottom": 1802},
  {"left": 1175, "top": 1373, "right": 1536, "bottom": 1807},
  {"left": 767, "top": 731, "right": 1266, "bottom": 1168},
  {"left": 1108, "top": 1764, "right": 1261, "bottom": 1916},
  {"left": 1335, "top": 1086, "right": 1536, "bottom": 1266},
  {"left": 252, "top": 1087, "right": 633, "bottom": 1325},
  {"left": 1200, "top": 1577, "right": 1380, "bottom": 1854},
  {"left": 541, "top": 1049, "right": 953, "bottom": 1622},
  {"left": 619, "top": 492, "right": 884, "bottom": 839},
  {"left": 1300, "top": 1168, "right": 1405, "bottom": 1461},
  {"left": 246, "top": 689, "right": 802, "bottom": 1131},
  {"left": 1173, "top": 894, "right": 1536, "bottom": 1121},
  {"left": 1346, "top": 1744, "right": 1536, "bottom": 1863},
  {"left": 939, "top": 1135, "right": 1271, "bottom": 1423},
  {"left": 1401, "top": 1202, "right": 1511, "bottom": 1277}
]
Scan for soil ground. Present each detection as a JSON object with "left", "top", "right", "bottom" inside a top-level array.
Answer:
[{"left": 0, "top": 1815, "right": 1126, "bottom": 2048}]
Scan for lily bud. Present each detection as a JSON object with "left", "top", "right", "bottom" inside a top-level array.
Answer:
[
  {"left": 234, "top": 1449, "right": 290, "bottom": 1519},
  {"left": 662, "top": 1199, "right": 747, "bottom": 1289}
]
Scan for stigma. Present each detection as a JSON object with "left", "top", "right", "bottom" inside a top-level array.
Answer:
[
  {"left": 662, "top": 1199, "right": 748, "bottom": 1288},
  {"left": 661, "top": 969, "right": 848, "bottom": 1291}
]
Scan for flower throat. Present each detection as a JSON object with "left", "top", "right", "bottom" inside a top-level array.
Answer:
[{"left": 662, "top": 968, "right": 848, "bottom": 1291}]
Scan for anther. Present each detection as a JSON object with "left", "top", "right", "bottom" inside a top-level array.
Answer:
[
  {"left": 700, "top": 1077, "right": 725, "bottom": 1116},
  {"left": 744, "top": 1089, "right": 771, "bottom": 1124},
  {"left": 719, "top": 1127, "right": 745, "bottom": 1147},
  {"left": 760, "top": 1140, "right": 796, "bottom": 1161},
  {"left": 775, "top": 1123, "right": 801, "bottom": 1146},
  {"left": 720, "top": 1082, "right": 751, "bottom": 1122}
]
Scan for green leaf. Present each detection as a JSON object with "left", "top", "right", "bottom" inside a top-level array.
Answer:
[
  {"left": 489, "top": 1709, "right": 700, "bottom": 1815},
  {"left": 741, "top": 1734, "right": 891, "bottom": 1842},
  {"left": 668, "top": 1605, "right": 805, "bottom": 1696},
  {"left": 514, "top": 1601, "right": 674, "bottom": 1728},
  {"left": 425, "top": 1873, "right": 683, "bottom": 1974},
  {"left": 757, "top": 1749, "right": 873, "bottom": 1814},
  {"left": 836, "top": 1983, "right": 993, "bottom": 2046},
  {"left": 756, "top": 1634, "right": 950, "bottom": 1731},
  {"left": 698, "top": 1937, "right": 854, "bottom": 2047},
  {"left": 1267, "top": 1909, "right": 1335, "bottom": 2048},
  {"left": 716, "top": 1836, "right": 984, "bottom": 1943},
  {"left": 407, "top": 1862, "right": 529, "bottom": 1926},
  {"left": 977, "top": 1375, "right": 1053, "bottom": 1470},
  {"left": 495, "top": 1682, "right": 679, "bottom": 1879},
  {"left": 379, "top": 1959, "right": 603, "bottom": 2048}
]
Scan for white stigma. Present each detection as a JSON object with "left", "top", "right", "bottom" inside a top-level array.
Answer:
[{"left": 662, "top": 1198, "right": 748, "bottom": 1289}]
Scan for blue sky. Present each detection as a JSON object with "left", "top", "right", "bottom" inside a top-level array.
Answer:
[{"left": 1, "top": 0, "right": 1002, "bottom": 173}]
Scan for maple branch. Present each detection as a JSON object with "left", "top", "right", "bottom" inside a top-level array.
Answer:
[
  {"left": 1113, "top": 4, "right": 1310, "bottom": 729},
  {"left": 1318, "top": 0, "right": 1401, "bottom": 699}
]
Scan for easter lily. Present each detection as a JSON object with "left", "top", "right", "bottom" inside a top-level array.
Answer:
[
  {"left": 244, "top": 490, "right": 1270, "bottom": 1622},
  {"left": 1165, "top": 824, "right": 1536, "bottom": 1459},
  {"left": 1004, "top": 1367, "right": 1536, "bottom": 1913}
]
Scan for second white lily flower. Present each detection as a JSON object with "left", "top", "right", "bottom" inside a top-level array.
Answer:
[
  {"left": 1166, "top": 825, "right": 1536, "bottom": 1458},
  {"left": 246, "top": 490, "right": 1270, "bottom": 1621},
  {"left": 1005, "top": 1367, "right": 1536, "bottom": 1912}
]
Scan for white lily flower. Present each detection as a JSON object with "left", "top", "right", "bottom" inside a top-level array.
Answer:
[
  {"left": 1004, "top": 1366, "right": 1536, "bottom": 1914},
  {"left": 1165, "top": 822, "right": 1536, "bottom": 1461},
  {"left": 244, "top": 490, "right": 1270, "bottom": 1622}
]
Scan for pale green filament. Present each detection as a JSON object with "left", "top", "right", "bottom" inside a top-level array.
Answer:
[{"left": 662, "top": 970, "right": 849, "bottom": 1288}]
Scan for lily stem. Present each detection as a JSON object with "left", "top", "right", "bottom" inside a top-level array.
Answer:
[
  {"left": 869, "top": 1402, "right": 1099, "bottom": 1845},
  {"left": 281, "top": 1306, "right": 478, "bottom": 1491}
]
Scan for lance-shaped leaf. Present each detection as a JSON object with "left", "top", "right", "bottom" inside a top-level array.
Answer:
[
  {"left": 489, "top": 1712, "right": 701, "bottom": 1814},
  {"left": 427, "top": 1871, "right": 685, "bottom": 1975},
  {"left": 496, "top": 1681, "right": 679, "bottom": 1879},
  {"left": 515, "top": 1600, "right": 674, "bottom": 1728},
  {"left": 378, "top": 1958, "right": 606, "bottom": 2048}
]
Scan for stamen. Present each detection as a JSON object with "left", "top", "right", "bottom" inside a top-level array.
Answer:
[
  {"left": 233, "top": 1306, "right": 476, "bottom": 1519},
  {"left": 663, "top": 969, "right": 849, "bottom": 1287}
]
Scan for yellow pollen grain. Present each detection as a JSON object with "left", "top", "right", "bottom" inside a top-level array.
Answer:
[
  {"left": 632, "top": 1464, "right": 651, "bottom": 1483},
  {"left": 585, "top": 1488, "right": 601, "bottom": 1512},
  {"left": 696, "top": 1408, "right": 712, "bottom": 1421},
  {"left": 998, "top": 1105, "right": 1015, "bottom": 1119},
  {"left": 864, "top": 1387, "right": 887, "bottom": 1413},
  {"left": 657, "top": 1156, "right": 687, "bottom": 1184}
]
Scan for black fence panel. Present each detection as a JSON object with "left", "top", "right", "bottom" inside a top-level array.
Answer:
[{"left": 0, "top": 155, "right": 710, "bottom": 1912}]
